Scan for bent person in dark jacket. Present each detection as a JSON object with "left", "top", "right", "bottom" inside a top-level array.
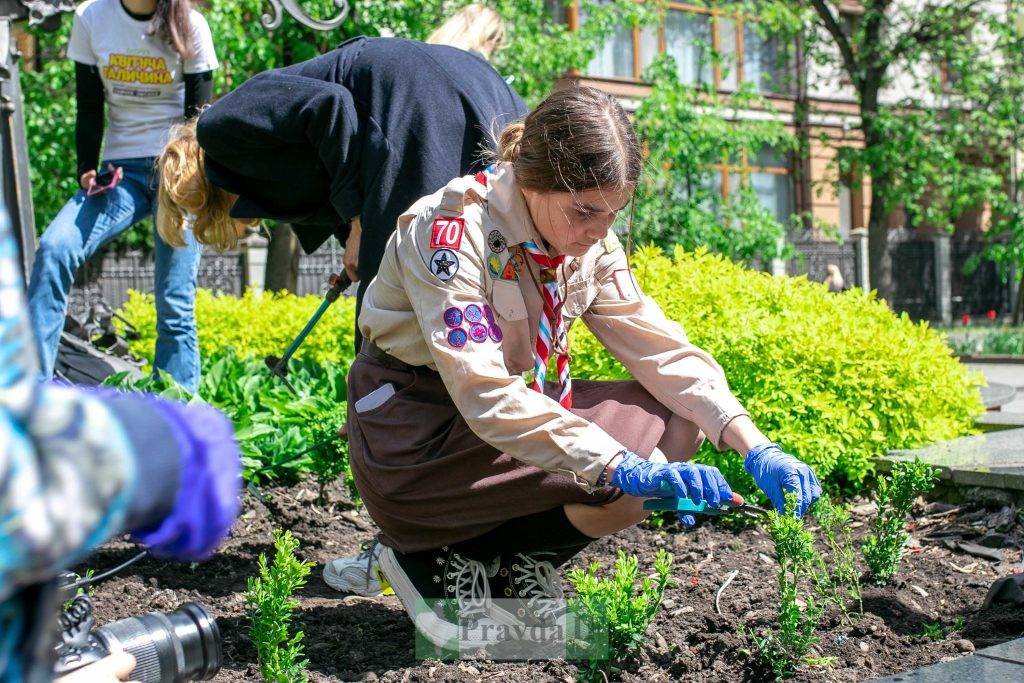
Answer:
[{"left": 156, "top": 7, "right": 526, "bottom": 347}]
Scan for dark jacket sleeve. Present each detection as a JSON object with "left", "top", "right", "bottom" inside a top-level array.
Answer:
[
  {"left": 183, "top": 70, "right": 214, "bottom": 118},
  {"left": 196, "top": 72, "right": 362, "bottom": 224},
  {"left": 74, "top": 61, "right": 104, "bottom": 180}
]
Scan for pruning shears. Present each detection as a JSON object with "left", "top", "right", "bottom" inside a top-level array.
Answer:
[{"left": 643, "top": 483, "right": 771, "bottom": 519}]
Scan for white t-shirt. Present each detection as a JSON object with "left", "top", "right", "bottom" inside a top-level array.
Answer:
[{"left": 67, "top": 0, "right": 219, "bottom": 161}]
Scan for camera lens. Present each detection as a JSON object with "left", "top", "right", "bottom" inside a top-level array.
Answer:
[{"left": 94, "top": 602, "right": 222, "bottom": 683}]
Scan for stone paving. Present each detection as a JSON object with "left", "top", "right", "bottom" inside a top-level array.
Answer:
[
  {"left": 869, "top": 638, "right": 1024, "bottom": 681},
  {"left": 882, "top": 421, "right": 1024, "bottom": 492},
  {"left": 966, "top": 362, "right": 1024, "bottom": 412}
]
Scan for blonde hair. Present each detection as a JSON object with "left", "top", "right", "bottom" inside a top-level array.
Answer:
[
  {"left": 157, "top": 118, "right": 252, "bottom": 251},
  {"left": 426, "top": 4, "right": 506, "bottom": 60}
]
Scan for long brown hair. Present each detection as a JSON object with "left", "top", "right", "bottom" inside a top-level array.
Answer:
[
  {"left": 497, "top": 86, "right": 642, "bottom": 194},
  {"left": 152, "top": 0, "right": 196, "bottom": 59}
]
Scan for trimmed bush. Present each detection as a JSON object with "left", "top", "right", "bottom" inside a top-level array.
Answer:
[
  {"left": 118, "top": 288, "right": 356, "bottom": 368},
  {"left": 571, "top": 246, "right": 984, "bottom": 491},
  {"left": 117, "top": 248, "right": 983, "bottom": 493}
]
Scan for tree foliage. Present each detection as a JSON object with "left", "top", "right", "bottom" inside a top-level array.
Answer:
[
  {"left": 19, "top": 0, "right": 636, "bottom": 247},
  {"left": 725, "top": 0, "right": 1022, "bottom": 306},
  {"left": 632, "top": 55, "right": 797, "bottom": 263}
]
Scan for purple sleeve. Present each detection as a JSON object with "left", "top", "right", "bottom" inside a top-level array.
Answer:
[{"left": 131, "top": 399, "right": 241, "bottom": 561}]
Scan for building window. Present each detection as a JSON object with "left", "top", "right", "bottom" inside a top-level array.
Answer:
[
  {"left": 715, "top": 146, "right": 793, "bottom": 223},
  {"left": 582, "top": 1, "right": 794, "bottom": 94}
]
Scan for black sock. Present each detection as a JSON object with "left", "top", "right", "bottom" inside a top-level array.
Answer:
[{"left": 452, "top": 506, "right": 597, "bottom": 561}]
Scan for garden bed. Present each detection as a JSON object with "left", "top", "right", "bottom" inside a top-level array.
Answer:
[{"left": 78, "top": 483, "right": 1024, "bottom": 682}]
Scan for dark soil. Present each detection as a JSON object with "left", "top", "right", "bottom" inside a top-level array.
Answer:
[{"left": 79, "top": 485, "right": 1024, "bottom": 682}]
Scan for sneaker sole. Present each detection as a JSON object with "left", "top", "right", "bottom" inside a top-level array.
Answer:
[
  {"left": 379, "top": 546, "right": 528, "bottom": 649},
  {"left": 322, "top": 562, "right": 384, "bottom": 596}
]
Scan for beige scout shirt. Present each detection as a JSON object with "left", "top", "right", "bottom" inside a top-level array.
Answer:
[{"left": 359, "top": 162, "right": 749, "bottom": 491}]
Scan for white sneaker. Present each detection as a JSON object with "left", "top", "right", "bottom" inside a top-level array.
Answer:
[{"left": 323, "top": 540, "right": 385, "bottom": 596}]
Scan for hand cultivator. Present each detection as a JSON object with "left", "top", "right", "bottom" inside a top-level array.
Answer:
[{"left": 264, "top": 271, "right": 352, "bottom": 394}]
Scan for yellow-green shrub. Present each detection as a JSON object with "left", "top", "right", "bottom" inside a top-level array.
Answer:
[
  {"left": 571, "top": 246, "right": 984, "bottom": 490},
  {"left": 118, "top": 248, "right": 983, "bottom": 492},
  {"left": 118, "top": 288, "right": 355, "bottom": 367}
]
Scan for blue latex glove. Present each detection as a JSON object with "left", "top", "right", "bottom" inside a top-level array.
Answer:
[
  {"left": 744, "top": 443, "right": 822, "bottom": 518},
  {"left": 611, "top": 451, "right": 733, "bottom": 526}
]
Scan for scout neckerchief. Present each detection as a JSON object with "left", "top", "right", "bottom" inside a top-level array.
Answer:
[{"left": 520, "top": 240, "right": 572, "bottom": 409}]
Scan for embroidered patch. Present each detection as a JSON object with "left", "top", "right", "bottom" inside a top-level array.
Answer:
[
  {"left": 500, "top": 260, "right": 518, "bottom": 281},
  {"left": 488, "top": 323, "right": 503, "bottom": 342},
  {"left": 464, "top": 304, "right": 483, "bottom": 323},
  {"left": 483, "top": 304, "right": 495, "bottom": 325},
  {"left": 429, "top": 249, "right": 459, "bottom": 281},
  {"left": 443, "top": 306, "right": 463, "bottom": 328},
  {"left": 430, "top": 216, "right": 465, "bottom": 250},
  {"left": 486, "top": 253, "right": 503, "bottom": 279},
  {"left": 469, "top": 323, "right": 489, "bottom": 343},
  {"left": 487, "top": 230, "right": 507, "bottom": 253},
  {"left": 509, "top": 248, "right": 526, "bottom": 273},
  {"left": 447, "top": 328, "right": 468, "bottom": 348}
]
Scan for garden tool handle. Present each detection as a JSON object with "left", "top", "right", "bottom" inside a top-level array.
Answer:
[{"left": 643, "top": 485, "right": 745, "bottom": 514}]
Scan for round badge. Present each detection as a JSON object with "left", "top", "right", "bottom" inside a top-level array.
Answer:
[
  {"left": 447, "top": 328, "right": 468, "bottom": 348},
  {"left": 469, "top": 323, "right": 488, "bottom": 343},
  {"left": 443, "top": 306, "right": 463, "bottom": 328},
  {"left": 429, "top": 249, "right": 459, "bottom": 282},
  {"left": 464, "top": 304, "right": 483, "bottom": 323},
  {"left": 483, "top": 304, "right": 495, "bottom": 325},
  {"left": 487, "top": 230, "right": 507, "bottom": 253},
  {"left": 488, "top": 323, "right": 503, "bottom": 343}
]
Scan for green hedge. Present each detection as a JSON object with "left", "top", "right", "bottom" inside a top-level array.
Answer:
[
  {"left": 572, "top": 246, "right": 984, "bottom": 491},
  {"left": 118, "top": 249, "right": 983, "bottom": 493},
  {"left": 119, "top": 288, "right": 355, "bottom": 369},
  {"left": 944, "top": 327, "right": 1024, "bottom": 356}
]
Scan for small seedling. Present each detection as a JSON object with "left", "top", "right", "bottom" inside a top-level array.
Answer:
[
  {"left": 916, "top": 617, "right": 965, "bottom": 641},
  {"left": 862, "top": 459, "right": 939, "bottom": 585},
  {"left": 751, "top": 493, "right": 824, "bottom": 680},
  {"left": 246, "top": 529, "right": 315, "bottom": 683},
  {"left": 62, "top": 568, "right": 96, "bottom": 610},
  {"left": 567, "top": 549, "right": 673, "bottom": 682},
  {"left": 811, "top": 496, "right": 862, "bottom": 621}
]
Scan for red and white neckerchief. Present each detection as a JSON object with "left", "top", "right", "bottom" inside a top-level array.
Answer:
[{"left": 520, "top": 240, "right": 572, "bottom": 408}]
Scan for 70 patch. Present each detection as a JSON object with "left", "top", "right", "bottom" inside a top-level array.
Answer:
[{"left": 430, "top": 216, "right": 465, "bottom": 250}]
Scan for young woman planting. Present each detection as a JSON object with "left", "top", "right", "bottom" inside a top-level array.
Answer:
[
  {"left": 27, "top": 0, "right": 218, "bottom": 392},
  {"left": 346, "top": 85, "right": 823, "bottom": 644}
]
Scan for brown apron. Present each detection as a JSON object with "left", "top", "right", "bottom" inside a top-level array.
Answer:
[{"left": 347, "top": 348, "right": 676, "bottom": 553}]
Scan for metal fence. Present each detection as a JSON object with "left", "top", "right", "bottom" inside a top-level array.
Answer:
[
  {"left": 67, "top": 233, "right": 1012, "bottom": 324},
  {"left": 296, "top": 238, "right": 344, "bottom": 297},
  {"left": 889, "top": 238, "right": 938, "bottom": 321},
  {"left": 786, "top": 238, "right": 856, "bottom": 285},
  {"left": 950, "top": 237, "right": 1013, "bottom": 318},
  {"left": 67, "top": 239, "right": 345, "bottom": 320}
]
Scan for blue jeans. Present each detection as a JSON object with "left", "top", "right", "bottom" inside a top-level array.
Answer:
[{"left": 27, "top": 157, "right": 202, "bottom": 391}]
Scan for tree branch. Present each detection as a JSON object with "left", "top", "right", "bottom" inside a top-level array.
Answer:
[{"left": 806, "top": 0, "right": 859, "bottom": 84}]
